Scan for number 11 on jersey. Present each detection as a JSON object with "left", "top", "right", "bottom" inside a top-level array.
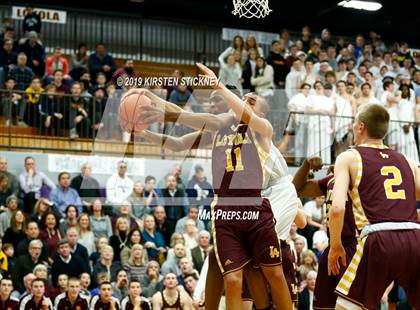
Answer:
[{"left": 225, "top": 147, "right": 244, "bottom": 172}]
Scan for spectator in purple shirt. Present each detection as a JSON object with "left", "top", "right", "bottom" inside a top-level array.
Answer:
[{"left": 49, "top": 172, "right": 82, "bottom": 216}]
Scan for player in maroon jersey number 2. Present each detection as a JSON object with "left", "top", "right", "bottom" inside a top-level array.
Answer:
[{"left": 330, "top": 103, "right": 420, "bottom": 309}]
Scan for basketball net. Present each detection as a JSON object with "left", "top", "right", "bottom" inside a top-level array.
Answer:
[{"left": 232, "top": 0, "right": 272, "bottom": 18}]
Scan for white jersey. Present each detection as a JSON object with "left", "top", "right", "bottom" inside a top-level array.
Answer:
[
  {"left": 261, "top": 142, "right": 289, "bottom": 189},
  {"left": 259, "top": 143, "right": 298, "bottom": 240}
]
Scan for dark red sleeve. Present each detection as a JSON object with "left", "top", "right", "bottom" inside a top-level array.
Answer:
[{"left": 317, "top": 175, "right": 333, "bottom": 196}]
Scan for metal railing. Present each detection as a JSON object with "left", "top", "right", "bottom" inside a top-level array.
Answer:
[
  {"left": 2, "top": 88, "right": 419, "bottom": 165},
  {"left": 282, "top": 111, "right": 420, "bottom": 165}
]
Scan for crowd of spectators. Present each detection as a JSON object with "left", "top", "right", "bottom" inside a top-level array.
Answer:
[
  {"left": 217, "top": 28, "right": 420, "bottom": 165},
  {"left": 0, "top": 155, "right": 214, "bottom": 309},
  {"left": 1, "top": 7, "right": 420, "bottom": 163}
]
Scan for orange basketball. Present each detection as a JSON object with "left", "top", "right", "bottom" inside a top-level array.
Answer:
[{"left": 119, "top": 93, "right": 151, "bottom": 132}]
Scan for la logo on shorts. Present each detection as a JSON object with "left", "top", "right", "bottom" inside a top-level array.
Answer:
[{"left": 269, "top": 246, "right": 280, "bottom": 258}]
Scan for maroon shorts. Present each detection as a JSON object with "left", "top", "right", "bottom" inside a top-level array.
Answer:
[
  {"left": 280, "top": 241, "right": 298, "bottom": 302},
  {"left": 212, "top": 198, "right": 281, "bottom": 275},
  {"left": 335, "top": 230, "right": 420, "bottom": 310},
  {"left": 313, "top": 242, "right": 357, "bottom": 309}
]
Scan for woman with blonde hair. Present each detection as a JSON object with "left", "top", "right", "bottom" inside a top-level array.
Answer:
[
  {"left": 298, "top": 249, "right": 318, "bottom": 281},
  {"left": 124, "top": 244, "right": 147, "bottom": 281},
  {"left": 77, "top": 213, "right": 95, "bottom": 256},
  {"left": 183, "top": 218, "right": 198, "bottom": 251},
  {"left": 120, "top": 229, "right": 147, "bottom": 265},
  {"left": 109, "top": 217, "right": 130, "bottom": 262},
  {"left": 30, "top": 198, "right": 56, "bottom": 226}
]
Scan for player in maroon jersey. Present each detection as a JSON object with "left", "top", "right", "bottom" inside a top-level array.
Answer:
[
  {"left": 0, "top": 278, "right": 19, "bottom": 310},
  {"left": 293, "top": 156, "right": 358, "bottom": 309},
  {"left": 128, "top": 63, "right": 292, "bottom": 310},
  {"left": 329, "top": 103, "right": 420, "bottom": 309},
  {"left": 54, "top": 278, "right": 88, "bottom": 310},
  {"left": 138, "top": 89, "right": 294, "bottom": 310},
  {"left": 120, "top": 281, "right": 151, "bottom": 310}
]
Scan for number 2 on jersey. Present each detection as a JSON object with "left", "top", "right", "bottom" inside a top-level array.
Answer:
[
  {"left": 225, "top": 147, "right": 244, "bottom": 172},
  {"left": 380, "top": 166, "right": 406, "bottom": 199}
]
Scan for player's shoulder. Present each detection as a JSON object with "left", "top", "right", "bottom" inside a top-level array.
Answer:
[
  {"left": 151, "top": 290, "right": 163, "bottom": 301},
  {"left": 337, "top": 148, "right": 358, "bottom": 162},
  {"left": 9, "top": 296, "right": 19, "bottom": 303}
]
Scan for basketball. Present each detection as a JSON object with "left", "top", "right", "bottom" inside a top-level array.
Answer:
[{"left": 119, "top": 93, "right": 152, "bottom": 132}]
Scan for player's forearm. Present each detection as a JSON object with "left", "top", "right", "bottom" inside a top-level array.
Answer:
[
  {"left": 141, "top": 130, "right": 185, "bottom": 151},
  {"left": 218, "top": 84, "right": 273, "bottom": 137},
  {"left": 292, "top": 159, "right": 311, "bottom": 192},
  {"left": 329, "top": 203, "right": 345, "bottom": 248},
  {"left": 174, "top": 111, "right": 227, "bottom": 132}
]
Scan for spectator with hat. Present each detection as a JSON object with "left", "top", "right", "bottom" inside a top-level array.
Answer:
[{"left": 19, "top": 31, "right": 45, "bottom": 77}]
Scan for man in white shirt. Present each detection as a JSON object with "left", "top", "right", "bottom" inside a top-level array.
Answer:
[
  {"left": 286, "top": 83, "right": 311, "bottom": 162},
  {"left": 369, "top": 53, "right": 384, "bottom": 78},
  {"left": 106, "top": 161, "right": 134, "bottom": 209},
  {"left": 285, "top": 59, "right": 304, "bottom": 100}
]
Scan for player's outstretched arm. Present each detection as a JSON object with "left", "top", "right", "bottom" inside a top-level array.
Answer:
[
  {"left": 139, "top": 130, "right": 213, "bottom": 152},
  {"left": 124, "top": 88, "right": 234, "bottom": 132},
  {"left": 197, "top": 63, "right": 273, "bottom": 138},
  {"left": 329, "top": 151, "right": 352, "bottom": 276}
]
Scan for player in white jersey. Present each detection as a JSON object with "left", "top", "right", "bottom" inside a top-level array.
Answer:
[{"left": 259, "top": 141, "right": 306, "bottom": 303}]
